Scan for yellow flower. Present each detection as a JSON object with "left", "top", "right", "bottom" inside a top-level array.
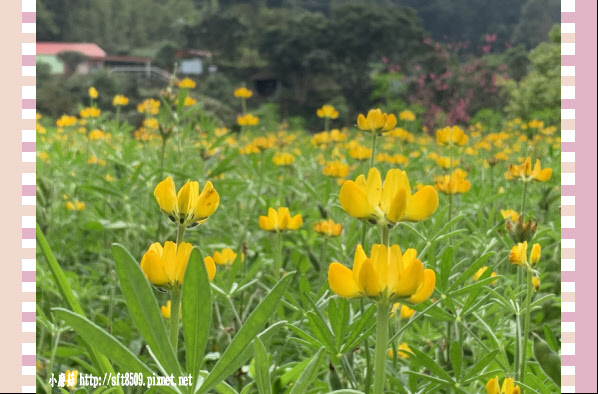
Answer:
[
  {"left": 112, "top": 94, "right": 129, "bottom": 106},
  {"left": 80, "top": 107, "right": 101, "bottom": 118},
  {"left": 505, "top": 157, "right": 552, "bottom": 182},
  {"left": 273, "top": 152, "right": 295, "bottom": 166},
  {"left": 65, "top": 370, "right": 78, "bottom": 389},
  {"left": 161, "top": 300, "right": 182, "bottom": 319},
  {"left": 317, "top": 104, "right": 339, "bottom": 119},
  {"left": 436, "top": 126, "right": 468, "bottom": 146},
  {"left": 435, "top": 156, "right": 459, "bottom": 170},
  {"left": 88, "top": 86, "right": 98, "bottom": 99},
  {"left": 313, "top": 219, "right": 343, "bottom": 237},
  {"left": 434, "top": 171, "right": 471, "bottom": 195},
  {"left": 348, "top": 145, "right": 372, "bottom": 161},
  {"left": 500, "top": 210, "right": 519, "bottom": 222},
  {"left": 398, "top": 110, "right": 416, "bottom": 121},
  {"left": 56, "top": 115, "right": 77, "bottom": 127},
  {"left": 509, "top": 241, "right": 541, "bottom": 268},
  {"left": 154, "top": 176, "right": 220, "bottom": 228},
  {"left": 486, "top": 377, "right": 520, "bottom": 394},
  {"left": 38, "top": 151, "right": 50, "bottom": 164},
  {"left": 215, "top": 127, "right": 229, "bottom": 137},
  {"left": 259, "top": 207, "right": 303, "bottom": 232},
  {"left": 140, "top": 241, "right": 216, "bottom": 288},
  {"left": 356, "top": 109, "right": 397, "bottom": 134},
  {"left": 234, "top": 86, "right": 253, "bottom": 98},
  {"left": 137, "top": 98, "right": 161, "bottom": 115},
  {"left": 473, "top": 266, "right": 497, "bottom": 284},
  {"left": 391, "top": 303, "right": 415, "bottom": 319},
  {"left": 328, "top": 244, "right": 435, "bottom": 303},
  {"left": 212, "top": 248, "right": 244, "bottom": 266},
  {"left": 322, "top": 161, "right": 349, "bottom": 178},
  {"left": 339, "top": 168, "right": 439, "bottom": 227},
  {"left": 89, "top": 129, "right": 105, "bottom": 140},
  {"left": 65, "top": 200, "right": 85, "bottom": 211},
  {"left": 237, "top": 114, "right": 259, "bottom": 126},
  {"left": 184, "top": 96, "right": 197, "bottom": 106},
  {"left": 388, "top": 343, "right": 412, "bottom": 359},
  {"left": 177, "top": 78, "right": 196, "bottom": 89}
]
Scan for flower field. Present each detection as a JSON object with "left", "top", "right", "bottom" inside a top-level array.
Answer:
[{"left": 36, "top": 81, "right": 561, "bottom": 394}]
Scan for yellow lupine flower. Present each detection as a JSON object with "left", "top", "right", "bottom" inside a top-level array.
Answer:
[
  {"left": 273, "top": 152, "right": 295, "bottom": 166},
  {"left": 88, "top": 86, "right": 98, "bottom": 99},
  {"left": 322, "top": 161, "right": 349, "bottom": 178},
  {"left": 317, "top": 104, "right": 339, "bottom": 119},
  {"left": 112, "top": 94, "right": 129, "bottom": 106},
  {"left": 436, "top": 156, "right": 459, "bottom": 170},
  {"left": 313, "top": 219, "right": 343, "bottom": 237},
  {"left": 212, "top": 248, "right": 244, "bottom": 266},
  {"left": 140, "top": 241, "right": 216, "bottom": 288},
  {"left": 500, "top": 210, "right": 519, "bottom": 221},
  {"left": 486, "top": 377, "right": 520, "bottom": 394},
  {"left": 348, "top": 145, "right": 372, "bottom": 161},
  {"left": 234, "top": 86, "right": 253, "bottom": 98},
  {"left": 328, "top": 244, "right": 435, "bottom": 303},
  {"left": 356, "top": 109, "right": 397, "bottom": 134},
  {"left": 391, "top": 303, "right": 415, "bottom": 319},
  {"left": 137, "top": 98, "right": 161, "bottom": 114},
  {"left": 398, "top": 110, "right": 416, "bottom": 121},
  {"left": 388, "top": 342, "right": 412, "bottom": 359},
  {"left": 65, "top": 370, "right": 78, "bottom": 389},
  {"left": 89, "top": 129, "right": 105, "bottom": 140},
  {"left": 339, "top": 167, "right": 439, "bottom": 226},
  {"left": 436, "top": 126, "right": 468, "bottom": 146},
  {"left": 65, "top": 200, "right": 85, "bottom": 211},
  {"left": 56, "top": 114, "right": 77, "bottom": 127},
  {"left": 154, "top": 176, "right": 220, "bottom": 228},
  {"left": 505, "top": 157, "right": 552, "bottom": 182},
  {"left": 80, "top": 107, "right": 101, "bottom": 118},
  {"left": 259, "top": 207, "right": 303, "bottom": 232},
  {"left": 177, "top": 78, "right": 196, "bottom": 89},
  {"left": 184, "top": 96, "right": 197, "bottom": 106},
  {"left": 434, "top": 171, "right": 471, "bottom": 195},
  {"left": 237, "top": 114, "right": 259, "bottom": 126}
]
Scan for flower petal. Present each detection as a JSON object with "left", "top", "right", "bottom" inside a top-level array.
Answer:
[
  {"left": 204, "top": 256, "right": 216, "bottom": 281},
  {"left": 407, "top": 269, "right": 435, "bottom": 304},
  {"left": 359, "top": 259, "right": 381, "bottom": 297},
  {"left": 154, "top": 177, "right": 178, "bottom": 216},
  {"left": 328, "top": 263, "right": 360, "bottom": 298},
  {"left": 339, "top": 180, "right": 375, "bottom": 219},
  {"left": 403, "top": 186, "right": 439, "bottom": 221},
  {"left": 193, "top": 181, "right": 219, "bottom": 221}
]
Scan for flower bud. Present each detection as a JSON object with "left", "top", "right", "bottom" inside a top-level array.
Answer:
[{"left": 505, "top": 215, "right": 537, "bottom": 243}]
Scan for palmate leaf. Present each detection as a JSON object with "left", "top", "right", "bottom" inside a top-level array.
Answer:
[{"left": 198, "top": 273, "right": 295, "bottom": 394}]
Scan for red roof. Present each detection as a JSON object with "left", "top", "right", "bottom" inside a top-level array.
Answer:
[{"left": 37, "top": 42, "right": 106, "bottom": 58}]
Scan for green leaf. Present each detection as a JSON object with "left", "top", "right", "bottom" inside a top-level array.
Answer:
[
  {"left": 289, "top": 347, "right": 326, "bottom": 394},
  {"left": 450, "top": 341, "right": 462, "bottom": 381},
  {"left": 253, "top": 338, "right": 272, "bottom": 394},
  {"left": 408, "top": 347, "right": 453, "bottom": 383},
  {"left": 198, "top": 273, "right": 295, "bottom": 394},
  {"left": 37, "top": 223, "right": 118, "bottom": 384},
  {"left": 542, "top": 325, "right": 559, "bottom": 353},
  {"left": 447, "top": 252, "right": 495, "bottom": 293},
  {"left": 182, "top": 248, "right": 213, "bottom": 382},
  {"left": 461, "top": 350, "right": 500, "bottom": 383},
  {"left": 440, "top": 246, "right": 454, "bottom": 291},
  {"left": 533, "top": 336, "right": 560, "bottom": 386},
  {"left": 51, "top": 308, "right": 161, "bottom": 379},
  {"left": 111, "top": 244, "right": 181, "bottom": 377},
  {"left": 525, "top": 373, "right": 553, "bottom": 394}
]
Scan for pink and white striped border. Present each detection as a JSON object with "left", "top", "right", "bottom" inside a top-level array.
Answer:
[
  {"left": 21, "top": 0, "right": 36, "bottom": 392},
  {"left": 560, "top": 0, "right": 576, "bottom": 392},
  {"left": 19, "top": 0, "right": 590, "bottom": 392}
]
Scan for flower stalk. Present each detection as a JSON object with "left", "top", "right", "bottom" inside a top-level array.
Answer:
[
  {"left": 169, "top": 287, "right": 181, "bottom": 351},
  {"left": 519, "top": 268, "right": 534, "bottom": 387},
  {"left": 373, "top": 301, "right": 390, "bottom": 394}
]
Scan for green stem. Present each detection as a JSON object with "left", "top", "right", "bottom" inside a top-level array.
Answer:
[
  {"left": 381, "top": 225, "right": 389, "bottom": 246},
  {"left": 325, "top": 117, "right": 330, "bottom": 133},
  {"left": 318, "top": 236, "right": 329, "bottom": 285},
  {"left": 373, "top": 301, "right": 390, "bottom": 394},
  {"left": 520, "top": 182, "right": 528, "bottom": 215},
  {"left": 360, "top": 299, "right": 373, "bottom": 394},
  {"left": 514, "top": 308, "right": 521, "bottom": 379},
  {"left": 160, "top": 137, "right": 167, "bottom": 182},
  {"left": 47, "top": 325, "right": 62, "bottom": 381},
  {"left": 227, "top": 295, "right": 243, "bottom": 330},
  {"left": 169, "top": 288, "right": 182, "bottom": 352},
  {"left": 520, "top": 269, "right": 533, "bottom": 389},
  {"left": 274, "top": 231, "right": 283, "bottom": 279},
  {"left": 241, "top": 98, "right": 247, "bottom": 115},
  {"left": 176, "top": 225, "right": 185, "bottom": 246},
  {"left": 368, "top": 132, "right": 378, "bottom": 171}
]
